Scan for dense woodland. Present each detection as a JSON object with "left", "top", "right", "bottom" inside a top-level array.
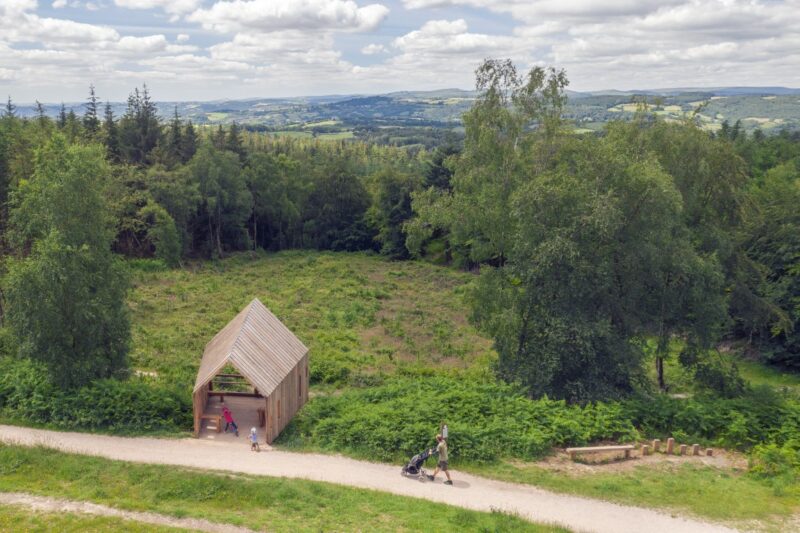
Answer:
[{"left": 0, "top": 61, "right": 798, "bottom": 418}]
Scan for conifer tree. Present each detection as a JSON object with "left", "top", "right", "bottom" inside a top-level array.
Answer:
[
  {"left": 166, "top": 106, "right": 182, "bottom": 167},
  {"left": 103, "top": 102, "right": 120, "bottom": 163},
  {"left": 35, "top": 101, "right": 48, "bottom": 129},
  {"left": 4, "top": 96, "right": 15, "bottom": 118},
  {"left": 212, "top": 125, "right": 226, "bottom": 150},
  {"left": 181, "top": 121, "right": 197, "bottom": 163},
  {"left": 58, "top": 103, "right": 67, "bottom": 129},
  {"left": 226, "top": 122, "right": 246, "bottom": 161},
  {"left": 83, "top": 84, "right": 100, "bottom": 138}
]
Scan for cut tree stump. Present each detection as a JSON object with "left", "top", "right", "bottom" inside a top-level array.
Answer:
[
  {"left": 641, "top": 444, "right": 651, "bottom": 456},
  {"left": 706, "top": 448, "right": 714, "bottom": 457},
  {"left": 652, "top": 439, "right": 661, "bottom": 453},
  {"left": 679, "top": 444, "right": 687, "bottom": 456},
  {"left": 666, "top": 438, "right": 675, "bottom": 454},
  {"left": 692, "top": 444, "right": 700, "bottom": 456}
]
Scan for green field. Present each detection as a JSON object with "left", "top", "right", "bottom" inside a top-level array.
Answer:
[
  {"left": 128, "top": 251, "right": 493, "bottom": 387},
  {"left": 0, "top": 445, "right": 566, "bottom": 533},
  {"left": 464, "top": 461, "right": 799, "bottom": 528},
  {"left": 0, "top": 505, "right": 181, "bottom": 532}
]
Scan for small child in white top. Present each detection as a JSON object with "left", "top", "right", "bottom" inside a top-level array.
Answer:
[{"left": 250, "top": 427, "right": 260, "bottom": 452}]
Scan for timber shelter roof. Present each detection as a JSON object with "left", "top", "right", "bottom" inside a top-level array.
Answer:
[{"left": 193, "top": 298, "right": 308, "bottom": 396}]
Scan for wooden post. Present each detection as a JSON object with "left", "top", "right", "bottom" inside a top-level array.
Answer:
[
  {"left": 652, "top": 439, "right": 661, "bottom": 453},
  {"left": 679, "top": 444, "right": 687, "bottom": 456},
  {"left": 641, "top": 444, "right": 651, "bottom": 456},
  {"left": 666, "top": 438, "right": 675, "bottom": 454},
  {"left": 692, "top": 444, "right": 700, "bottom": 456},
  {"left": 706, "top": 448, "right": 713, "bottom": 457}
]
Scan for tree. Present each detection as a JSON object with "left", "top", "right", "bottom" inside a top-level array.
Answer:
[
  {"left": 34, "top": 101, "right": 48, "bottom": 129},
  {"left": 472, "top": 134, "right": 727, "bottom": 400},
  {"left": 5, "top": 135, "right": 130, "bottom": 388},
  {"left": 4, "top": 96, "right": 15, "bottom": 119},
  {"left": 226, "top": 122, "right": 246, "bottom": 162},
  {"left": 58, "top": 103, "right": 67, "bottom": 129},
  {"left": 83, "top": 84, "right": 100, "bottom": 138},
  {"left": 304, "top": 160, "right": 373, "bottom": 251},
  {"left": 368, "top": 168, "right": 420, "bottom": 258},
  {"left": 181, "top": 121, "right": 197, "bottom": 163},
  {"left": 140, "top": 201, "right": 181, "bottom": 267},
  {"left": 245, "top": 152, "right": 304, "bottom": 250},
  {"left": 406, "top": 59, "right": 569, "bottom": 265},
  {"left": 64, "top": 109, "right": 81, "bottom": 142},
  {"left": 189, "top": 144, "right": 251, "bottom": 258},
  {"left": 164, "top": 106, "right": 183, "bottom": 168},
  {"left": 118, "top": 86, "right": 161, "bottom": 165},
  {"left": 103, "top": 102, "right": 121, "bottom": 163}
]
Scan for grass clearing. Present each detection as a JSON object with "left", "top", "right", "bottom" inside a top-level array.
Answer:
[
  {"left": 0, "top": 444, "right": 567, "bottom": 533},
  {"left": 128, "top": 251, "right": 493, "bottom": 387},
  {"left": 462, "top": 460, "right": 799, "bottom": 529},
  {"left": 0, "top": 504, "right": 182, "bottom": 532}
]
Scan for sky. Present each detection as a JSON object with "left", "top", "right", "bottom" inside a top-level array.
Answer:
[{"left": 1, "top": 0, "right": 800, "bottom": 103}]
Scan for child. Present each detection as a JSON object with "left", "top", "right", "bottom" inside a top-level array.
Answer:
[
  {"left": 250, "top": 427, "right": 260, "bottom": 452},
  {"left": 221, "top": 404, "right": 239, "bottom": 436}
]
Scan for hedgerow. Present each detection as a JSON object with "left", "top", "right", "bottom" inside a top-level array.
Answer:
[
  {"left": 280, "top": 377, "right": 640, "bottom": 463},
  {"left": 280, "top": 377, "right": 800, "bottom": 464},
  {"left": 0, "top": 357, "right": 191, "bottom": 433}
]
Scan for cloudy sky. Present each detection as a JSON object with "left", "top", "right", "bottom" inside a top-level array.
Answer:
[{"left": 2, "top": 0, "right": 800, "bottom": 102}]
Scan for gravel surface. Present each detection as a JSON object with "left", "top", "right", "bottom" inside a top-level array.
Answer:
[{"left": 0, "top": 425, "right": 740, "bottom": 533}]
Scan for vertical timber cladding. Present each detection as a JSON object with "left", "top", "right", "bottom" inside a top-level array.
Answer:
[
  {"left": 192, "top": 298, "right": 310, "bottom": 442},
  {"left": 264, "top": 353, "right": 309, "bottom": 443}
]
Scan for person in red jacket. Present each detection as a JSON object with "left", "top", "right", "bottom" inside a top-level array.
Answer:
[{"left": 221, "top": 404, "right": 239, "bottom": 436}]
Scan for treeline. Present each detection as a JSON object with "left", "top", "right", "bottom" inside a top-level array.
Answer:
[
  {"left": 0, "top": 66, "right": 798, "bottom": 396},
  {"left": 406, "top": 60, "right": 800, "bottom": 399},
  {"left": 0, "top": 86, "right": 456, "bottom": 267}
]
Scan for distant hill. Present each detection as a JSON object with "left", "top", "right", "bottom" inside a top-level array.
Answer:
[{"left": 14, "top": 86, "right": 800, "bottom": 142}]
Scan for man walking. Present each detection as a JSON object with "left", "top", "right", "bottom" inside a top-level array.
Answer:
[{"left": 427, "top": 434, "right": 452, "bottom": 485}]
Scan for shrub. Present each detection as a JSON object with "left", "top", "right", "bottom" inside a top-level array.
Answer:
[
  {"left": 280, "top": 377, "right": 640, "bottom": 463},
  {"left": 0, "top": 357, "right": 191, "bottom": 433}
]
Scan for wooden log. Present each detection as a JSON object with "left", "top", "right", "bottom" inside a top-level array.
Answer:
[
  {"left": 641, "top": 444, "right": 651, "bottom": 456},
  {"left": 706, "top": 448, "right": 713, "bottom": 457},
  {"left": 666, "top": 438, "right": 675, "bottom": 454},
  {"left": 679, "top": 444, "right": 688, "bottom": 456},
  {"left": 692, "top": 444, "right": 700, "bottom": 456},
  {"left": 652, "top": 439, "right": 661, "bottom": 453}
]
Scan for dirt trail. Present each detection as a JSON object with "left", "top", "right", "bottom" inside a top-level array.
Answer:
[
  {"left": 0, "top": 491, "right": 255, "bottom": 533},
  {"left": 0, "top": 425, "right": 738, "bottom": 533}
]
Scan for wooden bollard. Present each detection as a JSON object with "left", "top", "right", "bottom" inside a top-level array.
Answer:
[
  {"left": 666, "top": 438, "right": 675, "bottom": 454},
  {"left": 692, "top": 444, "right": 700, "bottom": 456},
  {"left": 652, "top": 439, "right": 661, "bottom": 453},
  {"left": 641, "top": 444, "right": 651, "bottom": 456},
  {"left": 679, "top": 444, "right": 687, "bottom": 456}
]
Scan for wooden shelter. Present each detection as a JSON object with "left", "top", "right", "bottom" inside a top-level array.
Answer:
[{"left": 192, "top": 298, "right": 309, "bottom": 443}]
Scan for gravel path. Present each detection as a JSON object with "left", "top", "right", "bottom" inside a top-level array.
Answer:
[
  {"left": 0, "top": 491, "right": 256, "bottom": 532},
  {"left": 0, "top": 425, "right": 739, "bottom": 533}
]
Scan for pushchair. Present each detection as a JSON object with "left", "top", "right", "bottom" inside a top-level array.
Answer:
[{"left": 401, "top": 447, "right": 433, "bottom": 479}]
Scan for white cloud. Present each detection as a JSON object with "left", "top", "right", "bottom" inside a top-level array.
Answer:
[
  {"left": 188, "top": 0, "right": 389, "bottom": 33},
  {"left": 361, "top": 43, "right": 387, "bottom": 54},
  {"left": 52, "top": 0, "right": 68, "bottom": 7},
  {"left": 176, "top": 33, "right": 190, "bottom": 42},
  {"left": 114, "top": 0, "right": 202, "bottom": 17}
]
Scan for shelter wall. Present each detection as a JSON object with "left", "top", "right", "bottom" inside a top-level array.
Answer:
[
  {"left": 192, "top": 384, "right": 210, "bottom": 436},
  {"left": 265, "top": 353, "right": 309, "bottom": 443}
]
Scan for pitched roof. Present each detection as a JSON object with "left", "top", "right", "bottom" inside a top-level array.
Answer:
[{"left": 193, "top": 298, "right": 309, "bottom": 396}]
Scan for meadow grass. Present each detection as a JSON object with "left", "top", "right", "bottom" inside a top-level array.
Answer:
[
  {"left": 462, "top": 460, "right": 799, "bottom": 528},
  {"left": 735, "top": 358, "right": 800, "bottom": 394},
  {"left": 128, "top": 251, "right": 493, "bottom": 387},
  {"left": 0, "top": 505, "right": 182, "bottom": 532},
  {"left": 0, "top": 445, "right": 567, "bottom": 533}
]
